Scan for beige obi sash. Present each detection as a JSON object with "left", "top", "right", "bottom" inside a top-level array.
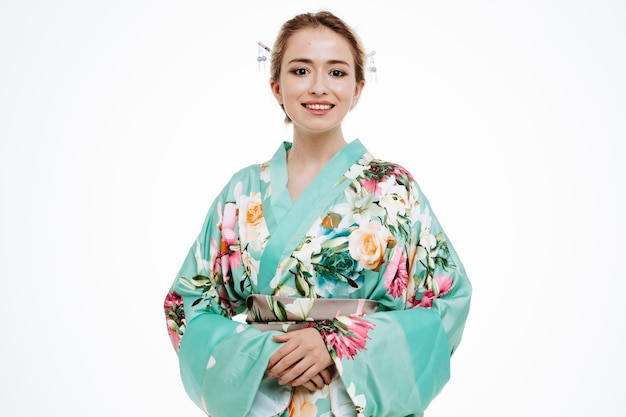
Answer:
[{"left": 245, "top": 294, "right": 379, "bottom": 332}]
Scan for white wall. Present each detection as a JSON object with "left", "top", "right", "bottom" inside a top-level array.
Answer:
[{"left": 1, "top": 1, "right": 624, "bottom": 415}]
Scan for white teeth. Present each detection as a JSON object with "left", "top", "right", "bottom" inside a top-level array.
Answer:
[{"left": 305, "top": 104, "right": 332, "bottom": 110}]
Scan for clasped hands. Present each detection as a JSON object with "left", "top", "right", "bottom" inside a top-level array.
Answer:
[{"left": 266, "top": 327, "right": 335, "bottom": 392}]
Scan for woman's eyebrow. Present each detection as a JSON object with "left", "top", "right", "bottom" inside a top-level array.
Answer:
[{"left": 287, "top": 58, "right": 352, "bottom": 67}]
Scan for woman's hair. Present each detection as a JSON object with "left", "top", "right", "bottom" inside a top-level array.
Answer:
[{"left": 270, "top": 11, "right": 366, "bottom": 122}]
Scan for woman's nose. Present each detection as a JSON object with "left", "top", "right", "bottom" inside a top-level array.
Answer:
[{"left": 309, "top": 72, "right": 328, "bottom": 95}]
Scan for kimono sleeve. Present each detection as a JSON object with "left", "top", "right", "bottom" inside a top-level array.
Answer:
[
  {"left": 326, "top": 180, "right": 471, "bottom": 416},
  {"left": 163, "top": 185, "right": 282, "bottom": 417}
]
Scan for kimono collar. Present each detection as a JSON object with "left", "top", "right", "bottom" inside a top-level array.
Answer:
[
  {"left": 257, "top": 139, "right": 368, "bottom": 294},
  {"left": 269, "top": 139, "right": 367, "bottom": 196},
  {"left": 263, "top": 139, "right": 367, "bottom": 231}
]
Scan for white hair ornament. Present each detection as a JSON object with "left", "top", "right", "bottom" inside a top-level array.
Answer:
[{"left": 257, "top": 42, "right": 271, "bottom": 72}]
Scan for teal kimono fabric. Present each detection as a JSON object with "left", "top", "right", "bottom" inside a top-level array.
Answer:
[{"left": 164, "top": 139, "right": 472, "bottom": 417}]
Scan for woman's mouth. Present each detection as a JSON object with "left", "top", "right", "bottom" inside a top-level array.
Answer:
[{"left": 302, "top": 103, "right": 335, "bottom": 110}]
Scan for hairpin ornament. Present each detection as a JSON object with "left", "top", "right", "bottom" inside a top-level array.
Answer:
[
  {"left": 257, "top": 41, "right": 271, "bottom": 72},
  {"left": 258, "top": 41, "right": 271, "bottom": 53},
  {"left": 367, "top": 51, "right": 377, "bottom": 81}
]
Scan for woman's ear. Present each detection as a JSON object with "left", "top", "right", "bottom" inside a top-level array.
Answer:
[
  {"left": 270, "top": 80, "right": 283, "bottom": 105},
  {"left": 351, "top": 79, "right": 366, "bottom": 108}
]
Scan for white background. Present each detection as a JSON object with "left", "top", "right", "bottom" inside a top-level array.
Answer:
[{"left": 1, "top": 0, "right": 625, "bottom": 416}]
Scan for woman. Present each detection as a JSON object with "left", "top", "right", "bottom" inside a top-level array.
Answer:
[{"left": 164, "top": 11, "right": 471, "bottom": 417}]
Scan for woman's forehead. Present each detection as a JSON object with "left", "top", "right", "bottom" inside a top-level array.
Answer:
[{"left": 282, "top": 27, "right": 354, "bottom": 64}]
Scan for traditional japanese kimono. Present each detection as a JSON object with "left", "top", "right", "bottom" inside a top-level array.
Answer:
[{"left": 164, "top": 139, "right": 471, "bottom": 417}]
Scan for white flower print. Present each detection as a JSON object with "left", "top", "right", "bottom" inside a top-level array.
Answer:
[
  {"left": 194, "top": 239, "right": 211, "bottom": 275},
  {"left": 407, "top": 183, "right": 421, "bottom": 224},
  {"left": 237, "top": 192, "right": 268, "bottom": 248},
  {"left": 335, "top": 191, "right": 386, "bottom": 228},
  {"left": 416, "top": 207, "right": 440, "bottom": 269},
  {"left": 345, "top": 162, "right": 367, "bottom": 180},
  {"left": 377, "top": 177, "right": 408, "bottom": 226},
  {"left": 284, "top": 298, "right": 314, "bottom": 321},
  {"left": 418, "top": 207, "right": 437, "bottom": 250},
  {"left": 270, "top": 256, "right": 297, "bottom": 289},
  {"left": 346, "top": 382, "right": 367, "bottom": 416},
  {"left": 242, "top": 249, "right": 260, "bottom": 285},
  {"left": 292, "top": 236, "right": 321, "bottom": 272},
  {"left": 259, "top": 163, "right": 270, "bottom": 183},
  {"left": 274, "top": 284, "right": 298, "bottom": 297}
]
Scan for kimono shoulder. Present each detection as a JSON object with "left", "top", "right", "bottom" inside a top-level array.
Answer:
[{"left": 215, "top": 162, "right": 265, "bottom": 202}]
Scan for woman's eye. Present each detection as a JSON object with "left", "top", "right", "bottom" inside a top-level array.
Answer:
[
  {"left": 294, "top": 68, "right": 308, "bottom": 76},
  {"left": 330, "top": 70, "right": 346, "bottom": 77}
]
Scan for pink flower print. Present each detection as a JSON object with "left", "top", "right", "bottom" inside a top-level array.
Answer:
[
  {"left": 220, "top": 253, "right": 230, "bottom": 280},
  {"left": 416, "top": 275, "right": 453, "bottom": 308},
  {"left": 218, "top": 202, "right": 242, "bottom": 273},
  {"left": 362, "top": 161, "right": 415, "bottom": 195},
  {"left": 416, "top": 294, "right": 432, "bottom": 308},
  {"left": 382, "top": 248, "right": 409, "bottom": 298},
  {"left": 209, "top": 238, "right": 219, "bottom": 271},
  {"left": 164, "top": 291, "right": 185, "bottom": 351},
  {"left": 169, "top": 333, "right": 182, "bottom": 352},
  {"left": 211, "top": 238, "right": 232, "bottom": 284},
  {"left": 227, "top": 249, "right": 242, "bottom": 272},
  {"left": 435, "top": 274, "right": 453, "bottom": 294},
  {"left": 390, "top": 257, "right": 409, "bottom": 298},
  {"left": 344, "top": 316, "right": 375, "bottom": 340},
  {"left": 163, "top": 291, "right": 183, "bottom": 310},
  {"left": 361, "top": 177, "right": 380, "bottom": 196},
  {"left": 221, "top": 203, "right": 238, "bottom": 245},
  {"left": 389, "top": 164, "right": 415, "bottom": 182},
  {"left": 318, "top": 316, "right": 375, "bottom": 360},
  {"left": 218, "top": 284, "right": 242, "bottom": 313}
]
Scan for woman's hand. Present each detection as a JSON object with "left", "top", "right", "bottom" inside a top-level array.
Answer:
[
  {"left": 300, "top": 366, "right": 335, "bottom": 391},
  {"left": 267, "top": 328, "right": 334, "bottom": 388}
]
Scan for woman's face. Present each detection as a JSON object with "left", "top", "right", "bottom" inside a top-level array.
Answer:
[{"left": 271, "top": 27, "right": 364, "bottom": 136}]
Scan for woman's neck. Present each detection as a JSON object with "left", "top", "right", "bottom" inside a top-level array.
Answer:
[
  {"left": 289, "top": 128, "right": 348, "bottom": 168},
  {"left": 285, "top": 128, "right": 348, "bottom": 202}
]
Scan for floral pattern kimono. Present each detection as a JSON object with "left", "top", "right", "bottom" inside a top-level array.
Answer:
[{"left": 164, "top": 139, "right": 471, "bottom": 417}]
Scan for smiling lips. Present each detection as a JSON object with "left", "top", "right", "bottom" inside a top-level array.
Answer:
[{"left": 302, "top": 102, "right": 335, "bottom": 111}]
